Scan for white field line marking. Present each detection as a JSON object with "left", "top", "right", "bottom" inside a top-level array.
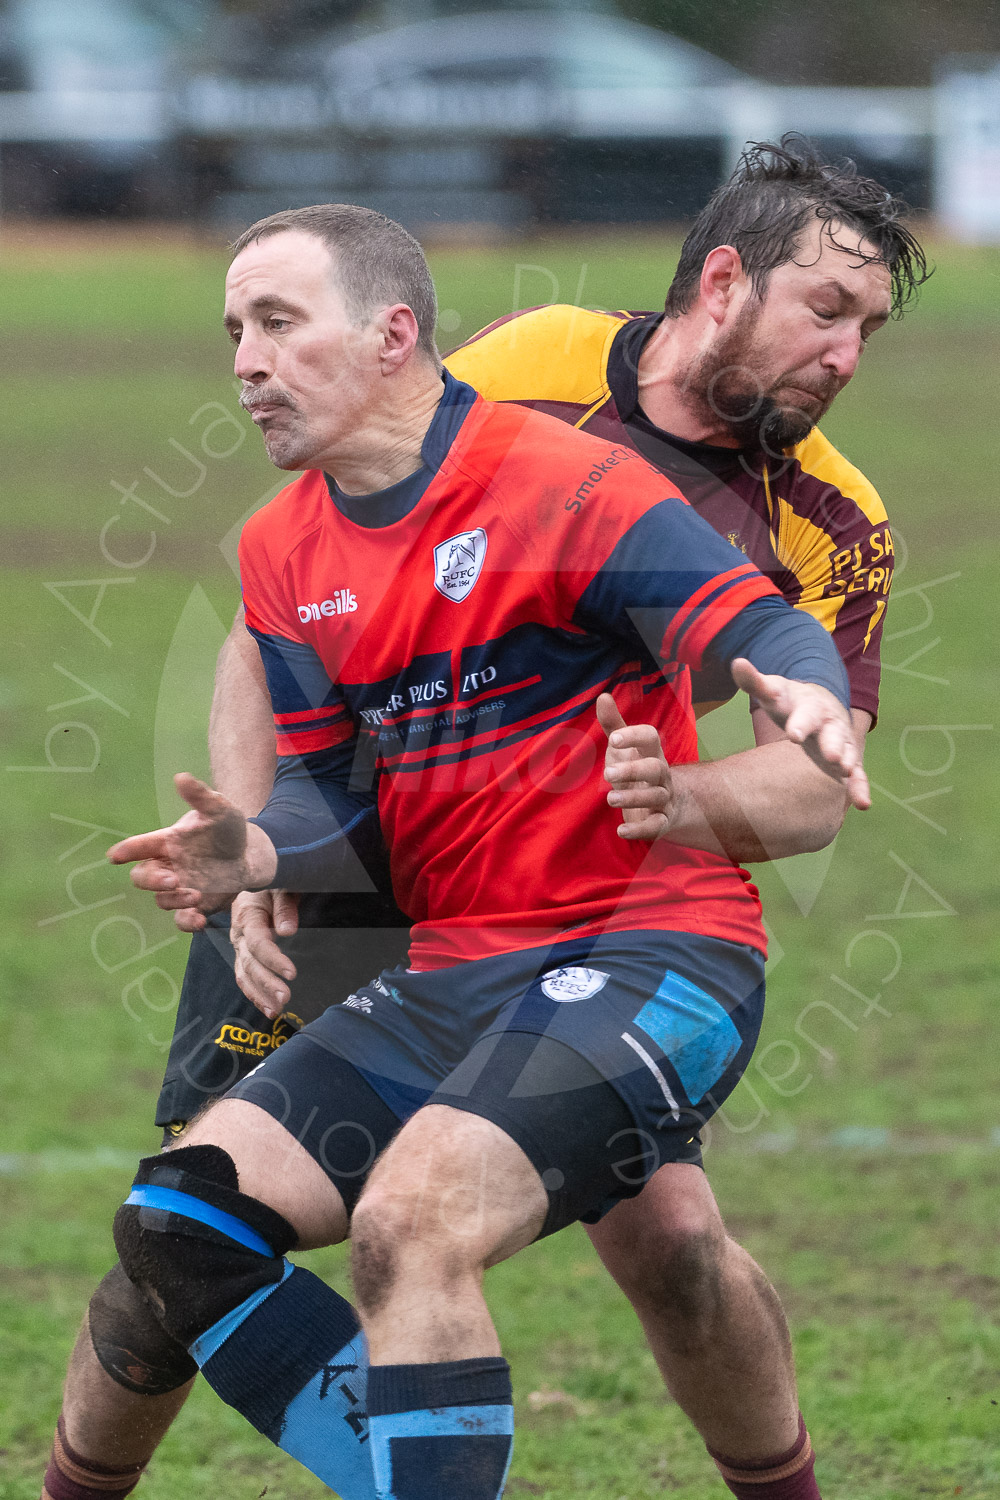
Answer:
[
  {"left": 0, "top": 1147, "right": 141, "bottom": 1176},
  {"left": 4, "top": 1129, "right": 1000, "bottom": 1176}
]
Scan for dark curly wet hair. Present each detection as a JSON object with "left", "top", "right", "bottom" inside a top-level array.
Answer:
[{"left": 664, "top": 134, "right": 930, "bottom": 319}]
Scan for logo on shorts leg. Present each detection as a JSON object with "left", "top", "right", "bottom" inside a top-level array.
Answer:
[
  {"left": 433, "top": 528, "right": 488, "bottom": 602},
  {"left": 540, "top": 966, "right": 610, "bottom": 1002},
  {"left": 342, "top": 994, "right": 373, "bottom": 1014},
  {"left": 213, "top": 1011, "right": 305, "bottom": 1057}
]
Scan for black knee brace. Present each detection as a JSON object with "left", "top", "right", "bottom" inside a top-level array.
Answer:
[
  {"left": 113, "top": 1144, "right": 297, "bottom": 1348},
  {"left": 89, "top": 1262, "right": 198, "bottom": 1395}
]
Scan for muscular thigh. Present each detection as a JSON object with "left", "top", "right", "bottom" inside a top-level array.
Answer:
[
  {"left": 175, "top": 1098, "right": 350, "bottom": 1250},
  {"left": 359, "top": 1104, "right": 549, "bottom": 1268},
  {"left": 586, "top": 1161, "right": 726, "bottom": 1291}
]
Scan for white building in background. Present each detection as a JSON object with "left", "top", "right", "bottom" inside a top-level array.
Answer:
[
  {"left": 0, "top": 1, "right": 996, "bottom": 240},
  {"left": 180, "top": 9, "right": 933, "bottom": 232},
  {"left": 935, "top": 57, "right": 1000, "bottom": 243}
]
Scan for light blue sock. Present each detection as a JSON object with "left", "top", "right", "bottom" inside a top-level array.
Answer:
[
  {"left": 190, "top": 1261, "right": 375, "bottom": 1500},
  {"left": 367, "top": 1359, "right": 513, "bottom": 1500}
]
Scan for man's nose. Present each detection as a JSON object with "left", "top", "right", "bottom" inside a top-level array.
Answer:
[
  {"left": 234, "top": 327, "right": 273, "bottom": 383},
  {"left": 822, "top": 327, "right": 863, "bottom": 384}
]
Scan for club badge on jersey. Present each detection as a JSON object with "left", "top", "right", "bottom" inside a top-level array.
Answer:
[{"left": 433, "top": 527, "right": 488, "bottom": 602}]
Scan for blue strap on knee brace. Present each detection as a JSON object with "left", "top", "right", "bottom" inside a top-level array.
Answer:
[
  {"left": 115, "top": 1148, "right": 375, "bottom": 1500},
  {"left": 114, "top": 1146, "right": 297, "bottom": 1348},
  {"left": 123, "top": 1185, "right": 275, "bottom": 1257}
]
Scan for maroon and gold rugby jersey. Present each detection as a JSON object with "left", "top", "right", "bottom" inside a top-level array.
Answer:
[
  {"left": 241, "top": 376, "right": 821, "bottom": 970},
  {"left": 446, "top": 306, "right": 892, "bottom": 721}
]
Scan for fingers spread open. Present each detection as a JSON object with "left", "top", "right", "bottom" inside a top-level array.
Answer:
[
  {"left": 153, "top": 887, "right": 204, "bottom": 911},
  {"left": 783, "top": 701, "right": 824, "bottom": 744},
  {"left": 107, "top": 831, "right": 170, "bottom": 865},
  {"left": 173, "top": 772, "right": 222, "bottom": 811},
  {"left": 847, "top": 765, "right": 872, "bottom": 810},
  {"left": 128, "top": 858, "right": 179, "bottom": 892},
  {"left": 731, "top": 658, "right": 789, "bottom": 722},
  {"left": 730, "top": 657, "right": 768, "bottom": 699},
  {"left": 173, "top": 907, "right": 208, "bottom": 933},
  {"left": 820, "top": 717, "right": 856, "bottom": 769}
]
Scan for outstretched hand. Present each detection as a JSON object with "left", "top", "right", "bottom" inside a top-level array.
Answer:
[
  {"left": 597, "top": 693, "right": 676, "bottom": 840},
  {"left": 730, "top": 659, "right": 871, "bottom": 809},
  {"left": 107, "top": 772, "right": 278, "bottom": 914}
]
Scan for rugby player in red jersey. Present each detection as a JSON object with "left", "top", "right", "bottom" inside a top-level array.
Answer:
[{"left": 42, "top": 144, "right": 926, "bottom": 1500}]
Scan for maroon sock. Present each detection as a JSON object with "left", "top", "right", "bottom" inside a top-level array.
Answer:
[
  {"left": 41, "top": 1415, "right": 149, "bottom": 1500},
  {"left": 708, "top": 1413, "right": 821, "bottom": 1500}
]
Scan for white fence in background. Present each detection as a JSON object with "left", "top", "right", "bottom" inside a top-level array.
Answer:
[
  {"left": 0, "top": 69, "right": 997, "bottom": 241},
  {"left": 935, "top": 64, "right": 1000, "bottom": 243}
]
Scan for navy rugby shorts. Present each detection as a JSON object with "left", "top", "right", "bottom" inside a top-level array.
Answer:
[{"left": 228, "top": 928, "right": 765, "bottom": 1237}]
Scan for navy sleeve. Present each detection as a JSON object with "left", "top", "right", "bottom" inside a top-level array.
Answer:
[
  {"left": 249, "top": 739, "right": 390, "bottom": 894},
  {"left": 571, "top": 499, "right": 781, "bottom": 670},
  {"left": 705, "top": 593, "right": 850, "bottom": 709},
  {"left": 571, "top": 500, "right": 848, "bottom": 707},
  {"left": 243, "top": 622, "right": 390, "bottom": 893}
]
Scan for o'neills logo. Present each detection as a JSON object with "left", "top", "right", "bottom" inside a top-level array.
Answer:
[
  {"left": 298, "top": 590, "right": 358, "bottom": 622},
  {"left": 433, "top": 527, "right": 488, "bottom": 603}
]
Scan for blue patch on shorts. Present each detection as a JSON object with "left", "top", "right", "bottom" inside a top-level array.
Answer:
[{"left": 632, "top": 970, "right": 741, "bottom": 1105}]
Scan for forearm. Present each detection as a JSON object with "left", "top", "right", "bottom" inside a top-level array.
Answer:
[
  {"left": 665, "top": 741, "right": 848, "bottom": 863},
  {"left": 250, "top": 740, "right": 387, "bottom": 893},
  {"left": 209, "top": 609, "right": 277, "bottom": 817}
]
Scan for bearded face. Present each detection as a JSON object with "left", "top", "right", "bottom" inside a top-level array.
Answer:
[{"left": 686, "top": 297, "right": 841, "bottom": 454}]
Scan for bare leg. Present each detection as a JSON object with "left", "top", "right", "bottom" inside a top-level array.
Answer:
[
  {"left": 178, "top": 1098, "right": 349, "bottom": 1248},
  {"left": 352, "top": 1105, "right": 548, "bottom": 1361},
  {"left": 351, "top": 1106, "right": 546, "bottom": 1500},
  {"left": 44, "top": 1101, "right": 348, "bottom": 1499},
  {"left": 587, "top": 1163, "right": 799, "bottom": 1460},
  {"left": 60, "top": 1320, "right": 194, "bottom": 1466}
]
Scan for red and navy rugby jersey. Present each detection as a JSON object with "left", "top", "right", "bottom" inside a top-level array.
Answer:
[
  {"left": 447, "top": 306, "right": 893, "bottom": 721},
  {"left": 241, "top": 376, "right": 792, "bottom": 970}
]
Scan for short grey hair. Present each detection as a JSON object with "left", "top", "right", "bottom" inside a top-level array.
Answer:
[{"left": 231, "top": 203, "right": 441, "bottom": 363}]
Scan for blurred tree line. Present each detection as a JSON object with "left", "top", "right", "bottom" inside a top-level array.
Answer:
[
  {"left": 213, "top": 0, "right": 1000, "bottom": 84},
  {"left": 619, "top": 0, "right": 1000, "bottom": 85}
]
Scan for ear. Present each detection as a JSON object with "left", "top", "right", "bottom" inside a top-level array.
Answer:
[
  {"left": 697, "top": 246, "right": 746, "bottom": 327},
  {"left": 375, "top": 304, "right": 422, "bottom": 373}
]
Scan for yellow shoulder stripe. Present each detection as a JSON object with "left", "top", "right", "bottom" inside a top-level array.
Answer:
[
  {"left": 444, "top": 305, "right": 623, "bottom": 408},
  {"left": 772, "top": 498, "right": 844, "bottom": 637},
  {"left": 792, "top": 428, "right": 888, "bottom": 526}
]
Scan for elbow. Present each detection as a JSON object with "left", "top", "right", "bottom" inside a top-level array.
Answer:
[{"left": 795, "top": 784, "right": 850, "bottom": 853}]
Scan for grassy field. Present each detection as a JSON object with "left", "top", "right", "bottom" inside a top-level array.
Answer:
[{"left": 1, "top": 221, "right": 998, "bottom": 1499}]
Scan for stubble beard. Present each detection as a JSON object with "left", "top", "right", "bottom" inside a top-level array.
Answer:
[
  {"left": 241, "top": 388, "right": 313, "bottom": 470},
  {"left": 261, "top": 420, "right": 311, "bottom": 470},
  {"left": 686, "top": 303, "right": 838, "bottom": 453}
]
